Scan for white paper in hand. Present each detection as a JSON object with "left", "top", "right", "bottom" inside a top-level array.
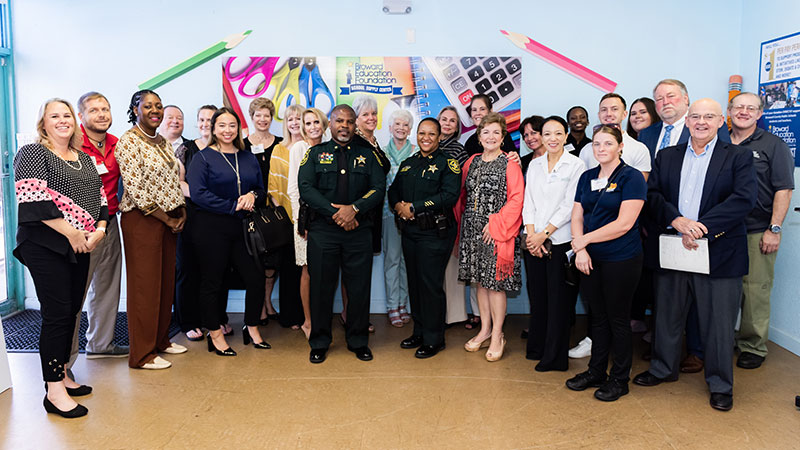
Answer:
[{"left": 659, "top": 234, "right": 710, "bottom": 274}]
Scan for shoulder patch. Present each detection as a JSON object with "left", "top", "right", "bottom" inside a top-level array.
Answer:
[
  {"left": 400, "top": 165, "right": 411, "bottom": 173},
  {"left": 448, "top": 159, "right": 461, "bottom": 174},
  {"left": 300, "top": 150, "right": 309, "bottom": 166}
]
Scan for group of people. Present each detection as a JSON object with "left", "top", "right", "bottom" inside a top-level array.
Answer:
[{"left": 15, "top": 77, "right": 793, "bottom": 418}]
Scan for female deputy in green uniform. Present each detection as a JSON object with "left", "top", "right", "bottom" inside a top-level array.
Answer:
[{"left": 388, "top": 118, "right": 462, "bottom": 358}]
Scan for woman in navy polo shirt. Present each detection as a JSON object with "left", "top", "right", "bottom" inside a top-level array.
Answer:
[{"left": 565, "top": 124, "right": 646, "bottom": 402}]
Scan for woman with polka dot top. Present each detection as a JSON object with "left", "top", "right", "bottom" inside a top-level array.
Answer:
[{"left": 13, "top": 98, "right": 109, "bottom": 418}]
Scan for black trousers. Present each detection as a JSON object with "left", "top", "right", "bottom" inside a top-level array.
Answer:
[
  {"left": 192, "top": 210, "right": 265, "bottom": 329},
  {"left": 276, "top": 242, "right": 304, "bottom": 328},
  {"left": 18, "top": 240, "right": 90, "bottom": 382},
  {"left": 525, "top": 242, "right": 577, "bottom": 370},
  {"left": 581, "top": 253, "right": 642, "bottom": 381},
  {"left": 402, "top": 224, "right": 455, "bottom": 346},
  {"left": 307, "top": 223, "right": 372, "bottom": 350}
]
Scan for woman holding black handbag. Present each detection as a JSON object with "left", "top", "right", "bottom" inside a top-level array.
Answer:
[
  {"left": 188, "top": 107, "right": 269, "bottom": 355},
  {"left": 522, "top": 116, "right": 585, "bottom": 372},
  {"left": 565, "top": 124, "right": 646, "bottom": 401}
]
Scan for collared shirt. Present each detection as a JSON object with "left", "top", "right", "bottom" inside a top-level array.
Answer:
[
  {"left": 522, "top": 151, "right": 585, "bottom": 245},
  {"left": 169, "top": 136, "right": 184, "bottom": 153},
  {"left": 656, "top": 114, "right": 687, "bottom": 155},
  {"left": 80, "top": 125, "right": 120, "bottom": 214},
  {"left": 578, "top": 131, "right": 652, "bottom": 174},
  {"left": 678, "top": 136, "right": 718, "bottom": 221},
  {"left": 737, "top": 128, "right": 796, "bottom": 232},
  {"left": 116, "top": 129, "right": 185, "bottom": 215}
]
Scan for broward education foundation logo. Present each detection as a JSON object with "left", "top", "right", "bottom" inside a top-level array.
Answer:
[{"left": 340, "top": 62, "right": 403, "bottom": 95}]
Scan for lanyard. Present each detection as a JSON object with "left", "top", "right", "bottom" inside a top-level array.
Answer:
[{"left": 216, "top": 149, "right": 241, "bottom": 196}]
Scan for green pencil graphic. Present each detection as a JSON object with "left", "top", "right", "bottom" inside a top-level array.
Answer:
[{"left": 138, "top": 30, "right": 252, "bottom": 90}]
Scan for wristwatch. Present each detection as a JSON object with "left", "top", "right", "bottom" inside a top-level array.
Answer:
[
  {"left": 769, "top": 224, "right": 782, "bottom": 234},
  {"left": 408, "top": 204, "right": 415, "bottom": 214}
]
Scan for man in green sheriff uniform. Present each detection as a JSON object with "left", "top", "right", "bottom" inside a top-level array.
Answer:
[
  {"left": 298, "top": 104, "right": 386, "bottom": 364},
  {"left": 388, "top": 118, "right": 461, "bottom": 358}
]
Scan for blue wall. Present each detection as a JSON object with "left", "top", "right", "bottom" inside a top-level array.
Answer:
[{"left": 10, "top": 1, "right": 798, "bottom": 354}]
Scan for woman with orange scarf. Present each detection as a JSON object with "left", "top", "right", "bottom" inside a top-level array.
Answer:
[{"left": 455, "top": 112, "right": 524, "bottom": 362}]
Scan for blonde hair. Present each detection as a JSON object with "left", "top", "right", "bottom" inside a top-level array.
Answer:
[
  {"left": 36, "top": 98, "right": 82, "bottom": 152},
  {"left": 282, "top": 104, "right": 305, "bottom": 146},
  {"left": 301, "top": 107, "right": 329, "bottom": 142}
]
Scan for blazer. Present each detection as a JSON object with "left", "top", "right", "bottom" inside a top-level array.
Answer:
[
  {"left": 645, "top": 139, "right": 757, "bottom": 277},
  {"left": 638, "top": 120, "right": 731, "bottom": 165}
]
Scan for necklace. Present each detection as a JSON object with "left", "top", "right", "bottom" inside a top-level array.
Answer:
[
  {"left": 52, "top": 148, "right": 83, "bottom": 171},
  {"left": 136, "top": 123, "right": 158, "bottom": 139},
  {"left": 216, "top": 148, "right": 241, "bottom": 196}
]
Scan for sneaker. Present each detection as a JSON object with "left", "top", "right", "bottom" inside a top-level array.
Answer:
[
  {"left": 568, "top": 337, "right": 592, "bottom": 359},
  {"left": 162, "top": 343, "right": 188, "bottom": 355},
  {"left": 86, "top": 344, "right": 129, "bottom": 359},
  {"left": 141, "top": 356, "right": 171, "bottom": 370}
]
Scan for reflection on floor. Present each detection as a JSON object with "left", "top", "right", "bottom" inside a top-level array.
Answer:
[{"left": 1, "top": 314, "right": 799, "bottom": 449}]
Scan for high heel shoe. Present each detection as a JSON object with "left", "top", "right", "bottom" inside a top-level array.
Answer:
[
  {"left": 485, "top": 336, "right": 506, "bottom": 362},
  {"left": 464, "top": 334, "right": 491, "bottom": 352},
  {"left": 43, "top": 395, "right": 88, "bottom": 418},
  {"left": 206, "top": 333, "right": 236, "bottom": 356},
  {"left": 242, "top": 325, "right": 271, "bottom": 349}
]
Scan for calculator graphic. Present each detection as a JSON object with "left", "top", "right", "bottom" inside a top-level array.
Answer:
[{"left": 421, "top": 56, "right": 522, "bottom": 126}]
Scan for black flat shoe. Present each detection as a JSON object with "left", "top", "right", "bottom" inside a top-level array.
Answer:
[
  {"left": 206, "top": 334, "right": 236, "bottom": 356},
  {"left": 566, "top": 370, "right": 607, "bottom": 391},
  {"left": 45, "top": 383, "right": 92, "bottom": 397},
  {"left": 400, "top": 335, "right": 423, "bottom": 349},
  {"left": 242, "top": 326, "right": 271, "bottom": 349},
  {"left": 534, "top": 361, "right": 568, "bottom": 372},
  {"left": 310, "top": 348, "right": 327, "bottom": 364},
  {"left": 710, "top": 393, "right": 733, "bottom": 411},
  {"left": 43, "top": 396, "right": 88, "bottom": 418},
  {"left": 632, "top": 370, "right": 677, "bottom": 387},
  {"left": 415, "top": 343, "right": 445, "bottom": 359},
  {"left": 594, "top": 379, "right": 629, "bottom": 402},
  {"left": 348, "top": 346, "right": 373, "bottom": 361},
  {"left": 736, "top": 351, "right": 765, "bottom": 369}
]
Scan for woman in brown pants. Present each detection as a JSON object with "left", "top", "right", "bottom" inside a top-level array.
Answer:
[{"left": 116, "top": 89, "right": 187, "bottom": 369}]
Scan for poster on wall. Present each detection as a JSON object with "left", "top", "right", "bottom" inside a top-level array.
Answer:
[
  {"left": 759, "top": 31, "right": 800, "bottom": 166},
  {"left": 222, "top": 56, "right": 522, "bottom": 148}
]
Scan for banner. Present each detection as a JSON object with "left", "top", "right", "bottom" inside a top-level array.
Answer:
[
  {"left": 222, "top": 56, "right": 522, "bottom": 148},
  {"left": 759, "top": 32, "right": 800, "bottom": 166}
]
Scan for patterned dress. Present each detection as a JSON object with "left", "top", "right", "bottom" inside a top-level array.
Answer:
[{"left": 458, "top": 154, "right": 522, "bottom": 291}]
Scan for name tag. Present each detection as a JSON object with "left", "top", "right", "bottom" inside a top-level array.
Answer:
[
  {"left": 547, "top": 172, "right": 561, "bottom": 183},
  {"left": 251, "top": 144, "right": 265, "bottom": 155},
  {"left": 564, "top": 143, "right": 575, "bottom": 153},
  {"left": 95, "top": 162, "right": 109, "bottom": 175},
  {"left": 590, "top": 177, "right": 608, "bottom": 191}
]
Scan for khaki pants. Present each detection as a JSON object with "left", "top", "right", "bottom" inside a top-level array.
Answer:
[{"left": 736, "top": 232, "right": 777, "bottom": 357}]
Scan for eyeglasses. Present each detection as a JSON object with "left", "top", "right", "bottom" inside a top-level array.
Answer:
[
  {"left": 592, "top": 123, "right": 621, "bottom": 133},
  {"left": 687, "top": 113, "right": 721, "bottom": 121},
  {"left": 730, "top": 104, "right": 760, "bottom": 112}
]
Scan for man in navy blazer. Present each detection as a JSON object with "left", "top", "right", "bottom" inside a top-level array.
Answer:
[
  {"left": 633, "top": 99, "right": 757, "bottom": 412},
  {"left": 637, "top": 79, "right": 731, "bottom": 373}
]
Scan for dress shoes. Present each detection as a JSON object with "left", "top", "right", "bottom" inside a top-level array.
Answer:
[
  {"left": 415, "top": 343, "right": 445, "bottom": 359},
  {"left": 44, "top": 382, "right": 92, "bottom": 397},
  {"left": 632, "top": 370, "right": 677, "bottom": 387},
  {"left": 565, "top": 370, "right": 607, "bottom": 391},
  {"left": 534, "top": 361, "right": 568, "bottom": 372},
  {"left": 680, "top": 354, "right": 704, "bottom": 373},
  {"left": 43, "top": 396, "right": 88, "bottom": 418},
  {"left": 400, "top": 335, "right": 423, "bottom": 349},
  {"left": 736, "top": 352, "right": 765, "bottom": 369},
  {"left": 162, "top": 343, "right": 188, "bottom": 354},
  {"left": 348, "top": 346, "right": 373, "bottom": 361},
  {"left": 710, "top": 393, "right": 733, "bottom": 411},
  {"left": 309, "top": 348, "right": 328, "bottom": 364},
  {"left": 594, "top": 379, "right": 629, "bottom": 402},
  {"left": 141, "top": 356, "right": 172, "bottom": 370}
]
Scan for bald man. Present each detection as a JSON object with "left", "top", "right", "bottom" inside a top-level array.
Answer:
[{"left": 633, "top": 99, "right": 757, "bottom": 411}]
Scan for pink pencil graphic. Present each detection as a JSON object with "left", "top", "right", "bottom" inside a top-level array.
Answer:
[{"left": 501, "top": 30, "right": 617, "bottom": 93}]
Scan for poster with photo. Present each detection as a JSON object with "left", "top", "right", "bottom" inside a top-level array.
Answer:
[
  {"left": 759, "top": 32, "right": 800, "bottom": 166},
  {"left": 222, "top": 56, "right": 522, "bottom": 148}
]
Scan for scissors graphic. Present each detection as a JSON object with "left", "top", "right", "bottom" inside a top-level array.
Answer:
[
  {"left": 224, "top": 57, "right": 280, "bottom": 98},
  {"left": 271, "top": 57, "right": 303, "bottom": 115},
  {"left": 294, "top": 58, "right": 335, "bottom": 115}
]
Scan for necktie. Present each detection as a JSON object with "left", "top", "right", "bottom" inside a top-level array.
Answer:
[{"left": 658, "top": 124, "right": 674, "bottom": 150}]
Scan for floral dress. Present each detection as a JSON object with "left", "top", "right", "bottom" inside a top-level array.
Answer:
[{"left": 458, "top": 154, "right": 522, "bottom": 292}]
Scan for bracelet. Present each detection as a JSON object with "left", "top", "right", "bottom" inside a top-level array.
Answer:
[
  {"left": 352, "top": 204, "right": 360, "bottom": 213},
  {"left": 96, "top": 226, "right": 107, "bottom": 234},
  {"left": 544, "top": 229, "right": 550, "bottom": 236}
]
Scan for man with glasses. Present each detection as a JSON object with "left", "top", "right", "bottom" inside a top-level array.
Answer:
[
  {"left": 633, "top": 99, "right": 756, "bottom": 411},
  {"left": 728, "top": 92, "right": 794, "bottom": 369}
]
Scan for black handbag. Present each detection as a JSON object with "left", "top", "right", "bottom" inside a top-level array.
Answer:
[{"left": 243, "top": 198, "right": 293, "bottom": 271}]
